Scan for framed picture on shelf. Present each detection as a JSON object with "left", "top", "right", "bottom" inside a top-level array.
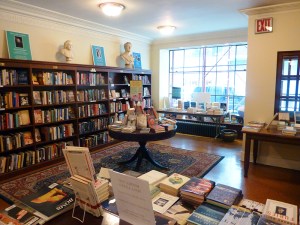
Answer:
[
  {"left": 6, "top": 31, "right": 32, "bottom": 60},
  {"left": 133, "top": 52, "right": 142, "bottom": 69},
  {"left": 91, "top": 45, "right": 106, "bottom": 66}
]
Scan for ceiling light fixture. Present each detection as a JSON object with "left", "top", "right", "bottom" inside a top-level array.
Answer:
[
  {"left": 157, "top": 25, "right": 176, "bottom": 35},
  {"left": 99, "top": 2, "right": 125, "bottom": 17}
]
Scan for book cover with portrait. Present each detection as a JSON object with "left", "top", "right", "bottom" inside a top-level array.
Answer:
[{"left": 91, "top": 45, "right": 106, "bottom": 66}]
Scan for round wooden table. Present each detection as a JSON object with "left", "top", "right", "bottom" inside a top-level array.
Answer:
[{"left": 108, "top": 127, "right": 177, "bottom": 171}]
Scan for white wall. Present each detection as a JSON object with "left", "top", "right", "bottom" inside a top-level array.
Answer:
[
  {"left": 0, "top": 1, "right": 151, "bottom": 68},
  {"left": 243, "top": 4, "right": 300, "bottom": 170}
]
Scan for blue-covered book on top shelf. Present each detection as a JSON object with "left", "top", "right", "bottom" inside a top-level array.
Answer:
[
  {"left": 91, "top": 45, "right": 106, "bottom": 66},
  {"left": 133, "top": 52, "right": 142, "bottom": 69}
]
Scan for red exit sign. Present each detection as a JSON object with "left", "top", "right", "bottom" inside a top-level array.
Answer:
[{"left": 255, "top": 17, "right": 273, "bottom": 34}]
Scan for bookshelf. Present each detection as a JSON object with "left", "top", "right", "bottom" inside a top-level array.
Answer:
[{"left": 0, "top": 58, "right": 152, "bottom": 179}]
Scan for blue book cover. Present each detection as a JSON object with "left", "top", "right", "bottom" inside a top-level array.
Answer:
[
  {"left": 187, "top": 202, "right": 228, "bottom": 225},
  {"left": 133, "top": 52, "right": 142, "bottom": 69},
  {"left": 91, "top": 45, "right": 106, "bottom": 66}
]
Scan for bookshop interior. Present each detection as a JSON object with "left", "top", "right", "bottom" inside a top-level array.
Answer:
[{"left": 1, "top": 0, "right": 300, "bottom": 224}]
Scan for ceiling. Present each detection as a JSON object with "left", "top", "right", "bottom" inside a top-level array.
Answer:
[{"left": 13, "top": 0, "right": 300, "bottom": 40}]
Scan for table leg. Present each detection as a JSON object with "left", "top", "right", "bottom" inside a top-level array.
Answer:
[
  {"left": 253, "top": 139, "right": 258, "bottom": 164},
  {"left": 118, "top": 141, "right": 168, "bottom": 171},
  {"left": 244, "top": 134, "right": 251, "bottom": 177}
]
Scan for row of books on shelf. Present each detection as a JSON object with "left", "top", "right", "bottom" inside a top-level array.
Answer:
[
  {"left": 78, "top": 131, "right": 110, "bottom": 148},
  {"left": 109, "top": 101, "right": 130, "bottom": 113},
  {"left": 0, "top": 92, "right": 29, "bottom": 109},
  {"left": 0, "top": 131, "right": 34, "bottom": 152},
  {"left": 109, "top": 89, "right": 129, "bottom": 99},
  {"left": 0, "top": 69, "right": 29, "bottom": 86},
  {"left": 0, "top": 110, "right": 31, "bottom": 130},
  {"left": 78, "top": 118, "right": 109, "bottom": 134},
  {"left": 77, "top": 103, "right": 107, "bottom": 117},
  {"left": 38, "top": 123, "right": 74, "bottom": 142},
  {"left": 0, "top": 141, "right": 72, "bottom": 173},
  {"left": 32, "top": 72, "right": 73, "bottom": 85},
  {"left": 132, "top": 74, "right": 151, "bottom": 84},
  {"left": 34, "top": 107, "right": 75, "bottom": 124},
  {"left": 76, "top": 72, "right": 106, "bottom": 86},
  {"left": 33, "top": 90, "right": 75, "bottom": 105},
  {"left": 77, "top": 89, "right": 107, "bottom": 102}
]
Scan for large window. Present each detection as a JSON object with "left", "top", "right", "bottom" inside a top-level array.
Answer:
[
  {"left": 275, "top": 51, "right": 300, "bottom": 116},
  {"left": 169, "top": 43, "right": 247, "bottom": 113}
]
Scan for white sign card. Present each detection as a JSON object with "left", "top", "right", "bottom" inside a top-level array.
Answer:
[{"left": 109, "top": 170, "right": 156, "bottom": 225}]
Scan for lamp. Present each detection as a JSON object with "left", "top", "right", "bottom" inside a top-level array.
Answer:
[
  {"left": 157, "top": 25, "right": 176, "bottom": 35},
  {"left": 99, "top": 2, "right": 125, "bottom": 17}
]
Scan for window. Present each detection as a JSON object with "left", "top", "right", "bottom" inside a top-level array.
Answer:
[
  {"left": 275, "top": 51, "right": 300, "bottom": 116},
  {"left": 169, "top": 43, "right": 247, "bottom": 113}
]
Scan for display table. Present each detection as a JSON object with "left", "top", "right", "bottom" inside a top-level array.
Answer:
[
  {"left": 108, "top": 127, "right": 177, "bottom": 171},
  {"left": 242, "top": 127, "right": 300, "bottom": 177}
]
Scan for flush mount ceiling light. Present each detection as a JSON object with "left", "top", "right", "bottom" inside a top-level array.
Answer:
[
  {"left": 99, "top": 2, "right": 125, "bottom": 17},
  {"left": 157, "top": 25, "right": 176, "bottom": 35}
]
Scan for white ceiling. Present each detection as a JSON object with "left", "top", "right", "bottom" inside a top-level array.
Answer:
[{"left": 13, "top": 0, "right": 300, "bottom": 40}]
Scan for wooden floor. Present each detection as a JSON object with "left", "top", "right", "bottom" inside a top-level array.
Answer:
[{"left": 154, "top": 133, "right": 300, "bottom": 208}]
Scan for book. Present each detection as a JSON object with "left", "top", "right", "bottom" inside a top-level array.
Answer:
[
  {"left": 34, "top": 109, "right": 43, "bottom": 124},
  {"left": 32, "top": 91, "right": 41, "bottom": 105},
  {"left": 20, "top": 183, "right": 74, "bottom": 219},
  {"left": 19, "top": 93, "right": 29, "bottom": 106},
  {"left": 34, "top": 128, "right": 41, "bottom": 142},
  {"left": 152, "top": 192, "right": 179, "bottom": 214},
  {"left": 187, "top": 202, "right": 228, "bottom": 225},
  {"left": 138, "top": 170, "right": 168, "bottom": 187},
  {"left": 23, "top": 131, "right": 33, "bottom": 145},
  {"left": 238, "top": 198, "right": 265, "bottom": 214},
  {"left": 62, "top": 146, "right": 96, "bottom": 182},
  {"left": 206, "top": 183, "right": 243, "bottom": 209},
  {"left": 159, "top": 173, "right": 190, "bottom": 196},
  {"left": 180, "top": 177, "right": 215, "bottom": 205},
  {"left": 0, "top": 204, "right": 44, "bottom": 225},
  {"left": 242, "top": 125, "right": 262, "bottom": 132},
  {"left": 6, "top": 31, "right": 32, "bottom": 60},
  {"left": 91, "top": 45, "right": 106, "bottom": 66},
  {"left": 261, "top": 199, "right": 298, "bottom": 225},
  {"left": 164, "top": 204, "right": 191, "bottom": 225},
  {"left": 218, "top": 205, "right": 260, "bottom": 225},
  {"left": 133, "top": 52, "right": 142, "bottom": 69},
  {"left": 18, "top": 110, "right": 30, "bottom": 126},
  {"left": 257, "top": 217, "right": 283, "bottom": 225}
]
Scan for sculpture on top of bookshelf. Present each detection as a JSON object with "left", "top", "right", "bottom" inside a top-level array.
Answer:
[
  {"left": 60, "top": 40, "right": 74, "bottom": 62},
  {"left": 121, "top": 42, "right": 134, "bottom": 69}
]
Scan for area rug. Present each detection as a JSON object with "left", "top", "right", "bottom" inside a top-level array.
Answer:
[{"left": 0, "top": 142, "right": 223, "bottom": 203}]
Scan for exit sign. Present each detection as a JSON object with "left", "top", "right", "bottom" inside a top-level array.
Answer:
[{"left": 255, "top": 17, "right": 273, "bottom": 34}]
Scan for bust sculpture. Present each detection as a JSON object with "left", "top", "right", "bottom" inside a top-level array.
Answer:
[
  {"left": 121, "top": 42, "right": 134, "bottom": 69},
  {"left": 61, "top": 40, "right": 74, "bottom": 62}
]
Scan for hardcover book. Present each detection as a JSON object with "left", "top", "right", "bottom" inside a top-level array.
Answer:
[
  {"left": 19, "top": 93, "right": 29, "bottom": 106},
  {"left": 20, "top": 183, "right": 74, "bottom": 219},
  {"left": 138, "top": 170, "right": 168, "bottom": 187},
  {"left": 18, "top": 110, "right": 30, "bottom": 126},
  {"left": 152, "top": 192, "right": 179, "bottom": 214},
  {"left": 187, "top": 202, "right": 228, "bottom": 225},
  {"left": 262, "top": 199, "right": 298, "bottom": 225},
  {"left": 159, "top": 173, "right": 190, "bottom": 196},
  {"left": 238, "top": 198, "right": 265, "bottom": 214},
  {"left": 206, "top": 183, "right": 243, "bottom": 209},
  {"left": 33, "top": 91, "right": 42, "bottom": 105}
]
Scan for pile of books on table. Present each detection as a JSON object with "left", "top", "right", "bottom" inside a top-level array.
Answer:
[
  {"left": 180, "top": 177, "right": 215, "bottom": 206},
  {"left": 242, "top": 121, "right": 266, "bottom": 133}
]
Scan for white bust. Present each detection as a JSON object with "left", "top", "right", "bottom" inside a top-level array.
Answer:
[
  {"left": 61, "top": 40, "right": 74, "bottom": 62},
  {"left": 121, "top": 42, "right": 134, "bottom": 68}
]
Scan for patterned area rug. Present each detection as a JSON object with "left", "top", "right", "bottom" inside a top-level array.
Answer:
[{"left": 0, "top": 142, "right": 223, "bottom": 203}]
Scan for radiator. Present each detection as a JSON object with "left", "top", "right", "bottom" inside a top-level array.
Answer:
[{"left": 176, "top": 121, "right": 226, "bottom": 137}]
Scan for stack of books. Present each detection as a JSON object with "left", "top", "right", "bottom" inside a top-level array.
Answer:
[
  {"left": 150, "top": 124, "right": 166, "bottom": 133},
  {"left": 121, "top": 126, "right": 136, "bottom": 133},
  {"left": 242, "top": 121, "right": 266, "bottom": 132},
  {"left": 159, "top": 173, "right": 190, "bottom": 196},
  {"left": 138, "top": 170, "right": 168, "bottom": 187},
  {"left": 282, "top": 126, "right": 297, "bottom": 136},
  {"left": 206, "top": 183, "right": 243, "bottom": 209},
  {"left": 180, "top": 177, "right": 215, "bottom": 206},
  {"left": 259, "top": 199, "right": 298, "bottom": 225}
]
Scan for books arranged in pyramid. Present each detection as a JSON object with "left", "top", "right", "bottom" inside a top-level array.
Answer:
[
  {"left": 159, "top": 173, "right": 191, "bottom": 196},
  {"left": 180, "top": 177, "right": 215, "bottom": 206}
]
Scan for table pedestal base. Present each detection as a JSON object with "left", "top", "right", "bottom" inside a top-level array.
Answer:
[{"left": 118, "top": 141, "right": 168, "bottom": 171}]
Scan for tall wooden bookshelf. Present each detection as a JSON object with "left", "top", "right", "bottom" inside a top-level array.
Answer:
[{"left": 0, "top": 58, "right": 152, "bottom": 180}]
